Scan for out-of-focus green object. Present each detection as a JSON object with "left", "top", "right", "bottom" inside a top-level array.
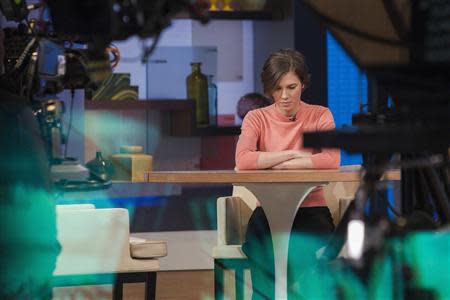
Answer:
[
  {"left": 334, "top": 264, "right": 368, "bottom": 300},
  {"left": 288, "top": 233, "right": 336, "bottom": 299},
  {"left": 369, "top": 242, "right": 396, "bottom": 300},
  {"left": 290, "top": 230, "right": 449, "bottom": 300},
  {"left": 186, "top": 62, "right": 209, "bottom": 127},
  {"left": 288, "top": 233, "right": 367, "bottom": 300},
  {"left": 369, "top": 231, "right": 450, "bottom": 300},
  {"left": 0, "top": 185, "right": 60, "bottom": 298},
  {"left": 403, "top": 231, "right": 450, "bottom": 300}
]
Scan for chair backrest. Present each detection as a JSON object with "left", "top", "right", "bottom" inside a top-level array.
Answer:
[
  {"left": 54, "top": 207, "right": 131, "bottom": 275},
  {"left": 323, "top": 181, "right": 358, "bottom": 225},
  {"left": 215, "top": 186, "right": 257, "bottom": 245},
  {"left": 56, "top": 204, "right": 95, "bottom": 212},
  {"left": 232, "top": 185, "right": 259, "bottom": 211},
  {"left": 225, "top": 197, "right": 252, "bottom": 245}
]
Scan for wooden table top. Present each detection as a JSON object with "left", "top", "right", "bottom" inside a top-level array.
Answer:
[{"left": 145, "top": 167, "right": 400, "bottom": 184}]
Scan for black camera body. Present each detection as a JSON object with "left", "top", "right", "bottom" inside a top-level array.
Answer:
[
  {"left": 46, "top": 0, "right": 190, "bottom": 42},
  {"left": 1, "top": 0, "right": 207, "bottom": 96}
]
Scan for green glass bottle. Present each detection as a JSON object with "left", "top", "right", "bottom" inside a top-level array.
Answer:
[
  {"left": 186, "top": 62, "right": 209, "bottom": 127},
  {"left": 85, "top": 151, "right": 114, "bottom": 181}
]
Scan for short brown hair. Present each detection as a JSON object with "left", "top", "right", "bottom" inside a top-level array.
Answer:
[{"left": 261, "top": 49, "right": 311, "bottom": 97}]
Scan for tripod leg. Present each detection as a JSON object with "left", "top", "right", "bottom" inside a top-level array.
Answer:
[
  {"left": 424, "top": 167, "right": 450, "bottom": 224},
  {"left": 401, "top": 156, "right": 414, "bottom": 215},
  {"left": 438, "top": 163, "right": 450, "bottom": 203},
  {"left": 321, "top": 201, "right": 356, "bottom": 260}
]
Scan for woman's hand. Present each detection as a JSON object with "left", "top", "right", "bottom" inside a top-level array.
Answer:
[
  {"left": 288, "top": 150, "right": 312, "bottom": 159},
  {"left": 271, "top": 157, "right": 314, "bottom": 170},
  {"left": 256, "top": 149, "right": 312, "bottom": 169}
]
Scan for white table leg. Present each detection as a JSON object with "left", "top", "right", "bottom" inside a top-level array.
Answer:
[{"left": 239, "top": 182, "right": 323, "bottom": 300}]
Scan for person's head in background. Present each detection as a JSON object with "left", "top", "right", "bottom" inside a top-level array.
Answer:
[
  {"left": 261, "top": 48, "right": 311, "bottom": 117},
  {"left": 237, "top": 92, "right": 272, "bottom": 120}
]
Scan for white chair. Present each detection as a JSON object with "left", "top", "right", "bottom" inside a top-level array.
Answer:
[
  {"left": 53, "top": 204, "right": 167, "bottom": 300},
  {"left": 212, "top": 183, "right": 358, "bottom": 300}
]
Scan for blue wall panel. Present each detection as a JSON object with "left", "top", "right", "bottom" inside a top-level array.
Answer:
[{"left": 327, "top": 33, "right": 368, "bottom": 165}]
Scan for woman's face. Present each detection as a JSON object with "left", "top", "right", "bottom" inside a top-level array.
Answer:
[{"left": 271, "top": 71, "right": 303, "bottom": 117}]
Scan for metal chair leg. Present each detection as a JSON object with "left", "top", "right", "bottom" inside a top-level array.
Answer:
[
  {"left": 235, "top": 266, "right": 245, "bottom": 300},
  {"left": 113, "top": 274, "right": 124, "bottom": 300},
  {"left": 144, "top": 272, "right": 157, "bottom": 300},
  {"left": 215, "top": 260, "right": 225, "bottom": 300},
  {"left": 215, "top": 259, "right": 249, "bottom": 300}
]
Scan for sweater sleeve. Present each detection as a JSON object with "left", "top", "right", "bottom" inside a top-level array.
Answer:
[
  {"left": 235, "top": 111, "right": 261, "bottom": 170},
  {"left": 310, "top": 108, "right": 341, "bottom": 169}
]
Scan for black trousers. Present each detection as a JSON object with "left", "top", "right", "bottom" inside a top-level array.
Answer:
[{"left": 242, "top": 206, "right": 335, "bottom": 300}]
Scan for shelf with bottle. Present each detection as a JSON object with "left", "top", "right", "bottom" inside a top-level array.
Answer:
[
  {"left": 193, "top": 125, "right": 241, "bottom": 136},
  {"left": 186, "top": 62, "right": 209, "bottom": 127},
  {"left": 84, "top": 99, "right": 240, "bottom": 136},
  {"left": 85, "top": 99, "right": 195, "bottom": 111}
]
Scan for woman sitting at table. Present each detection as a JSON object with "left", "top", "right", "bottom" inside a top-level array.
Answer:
[{"left": 235, "top": 48, "right": 340, "bottom": 299}]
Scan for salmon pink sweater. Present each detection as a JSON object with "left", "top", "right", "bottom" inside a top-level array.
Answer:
[{"left": 235, "top": 101, "right": 340, "bottom": 207}]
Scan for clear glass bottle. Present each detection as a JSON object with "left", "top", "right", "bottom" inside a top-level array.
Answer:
[
  {"left": 207, "top": 75, "right": 218, "bottom": 126},
  {"left": 186, "top": 62, "right": 209, "bottom": 127}
]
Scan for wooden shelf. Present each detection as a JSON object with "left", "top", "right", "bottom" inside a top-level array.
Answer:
[
  {"left": 85, "top": 99, "right": 195, "bottom": 111},
  {"left": 145, "top": 168, "right": 401, "bottom": 184},
  {"left": 193, "top": 126, "right": 240, "bottom": 136},
  {"left": 173, "top": 0, "right": 291, "bottom": 20},
  {"left": 208, "top": 11, "right": 273, "bottom": 20},
  {"left": 85, "top": 99, "right": 240, "bottom": 136},
  {"left": 173, "top": 9, "right": 273, "bottom": 20},
  {"left": 56, "top": 182, "right": 182, "bottom": 202}
]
